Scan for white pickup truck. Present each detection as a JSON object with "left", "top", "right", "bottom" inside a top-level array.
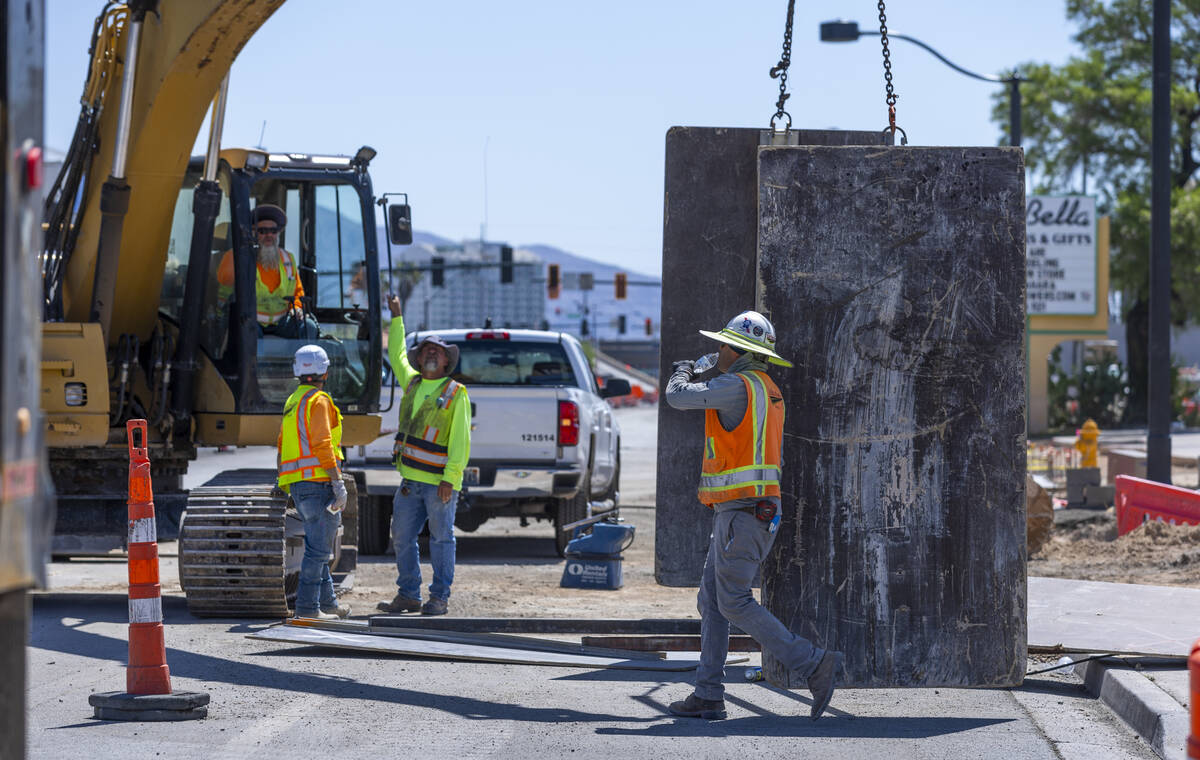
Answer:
[{"left": 346, "top": 327, "right": 630, "bottom": 555}]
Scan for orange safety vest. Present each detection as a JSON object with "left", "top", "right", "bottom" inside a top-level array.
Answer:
[
  {"left": 277, "top": 385, "right": 344, "bottom": 491},
  {"left": 698, "top": 370, "right": 783, "bottom": 505},
  {"left": 255, "top": 249, "right": 300, "bottom": 325}
]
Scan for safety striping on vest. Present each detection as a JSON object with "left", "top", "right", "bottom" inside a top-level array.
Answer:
[
  {"left": 129, "top": 595, "right": 163, "bottom": 624},
  {"left": 700, "top": 466, "right": 781, "bottom": 490},
  {"left": 128, "top": 517, "right": 156, "bottom": 545}
]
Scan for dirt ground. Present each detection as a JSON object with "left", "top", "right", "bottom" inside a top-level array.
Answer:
[
  {"left": 1030, "top": 517, "right": 1200, "bottom": 588},
  {"left": 340, "top": 502, "right": 702, "bottom": 619},
  {"left": 1026, "top": 458, "right": 1200, "bottom": 589}
]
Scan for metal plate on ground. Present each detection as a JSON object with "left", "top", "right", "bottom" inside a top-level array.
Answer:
[
  {"left": 1028, "top": 576, "right": 1200, "bottom": 658},
  {"left": 757, "top": 145, "right": 1027, "bottom": 688},
  {"left": 249, "top": 625, "right": 747, "bottom": 670}
]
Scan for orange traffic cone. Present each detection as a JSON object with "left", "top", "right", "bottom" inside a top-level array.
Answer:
[
  {"left": 88, "top": 420, "right": 209, "bottom": 721},
  {"left": 125, "top": 419, "right": 171, "bottom": 694}
]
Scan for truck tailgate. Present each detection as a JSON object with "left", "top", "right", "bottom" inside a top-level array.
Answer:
[{"left": 467, "top": 387, "right": 560, "bottom": 460}]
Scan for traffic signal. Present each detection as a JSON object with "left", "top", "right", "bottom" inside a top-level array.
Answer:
[
  {"left": 547, "top": 263, "right": 560, "bottom": 299},
  {"left": 615, "top": 272, "right": 627, "bottom": 300},
  {"left": 431, "top": 256, "right": 444, "bottom": 287},
  {"left": 644, "top": 317, "right": 652, "bottom": 335},
  {"left": 580, "top": 318, "right": 589, "bottom": 337},
  {"left": 500, "top": 245, "right": 513, "bottom": 284},
  {"left": 618, "top": 314, "right": 626, "bottom": 334}
]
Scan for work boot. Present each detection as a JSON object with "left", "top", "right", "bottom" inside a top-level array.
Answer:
[
  {"left": 667, "top": 693, "right": 727, "bottom": 720},
  {"left": 420, "top": 596, "right": 448, "bottom": 616},
  {"left": 376, "top": 593, "right": 422, "bottom": 614},
  {"left": 293, "top": 609, "right": 339, "bottom": 621},
  {"left": 320, "top": 602, "right": 351, "bottom": 618},
  {"left": 807, "top": 650, "right": 844, "bottom": 721}
]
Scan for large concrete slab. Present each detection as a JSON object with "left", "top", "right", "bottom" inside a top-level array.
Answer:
[
  {"left": 756, "top": 146, "right": 1027, "bottom": 688},
  {"left": 656, "top": 127, "right": 888, "bottom": 587},
  {"left": 1029, "top": 576, "right": 1200, "bottom": 657}
]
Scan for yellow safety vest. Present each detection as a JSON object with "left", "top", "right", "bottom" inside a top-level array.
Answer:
[
  {"left": 255, "top": 249, "right": 300, "bottom": 325},
  {"left": 698, "top": 370, "right": 783, "bottom": 505},
  {"left": 394, "top": 376, "right": 463, "bottom": 477},
  {"left": 277, "top": 384, "right": 344, "bottom": 491}
]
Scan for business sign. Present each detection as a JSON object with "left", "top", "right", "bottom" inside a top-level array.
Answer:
[{"left": 1026, "top": 195, "right": 1097, "bottom": 316}]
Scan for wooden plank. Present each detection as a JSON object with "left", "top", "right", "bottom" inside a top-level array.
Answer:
[
  {"left": 656, "top": 126, "right": 890, "bottom": 587},
  {"left": 285, "top": 617, "right": 663, "bottom": 660},
  {"left": 249, "top": 625, "right": 749, "bottom": 671},
  {"left": 757, "top": 145, "right": 1027, "bottom": 688},
  {"left": 368, "top": 616, "right": 742, "bottom": 635},
  {"left": 581, "top": 635, "right": 760, "bottom": 652}
]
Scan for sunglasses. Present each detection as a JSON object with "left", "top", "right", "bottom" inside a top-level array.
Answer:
[{"left": 255, "top": 226, "right": 279, "bottom": 234}]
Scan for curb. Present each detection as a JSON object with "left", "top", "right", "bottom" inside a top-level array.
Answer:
[{"left": 1074, "top": 659, "right": 1191, "bottom": 760}]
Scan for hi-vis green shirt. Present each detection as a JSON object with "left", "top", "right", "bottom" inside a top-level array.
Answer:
[{"left": 388, "top": 317, "right": 471, "bottom": 490}]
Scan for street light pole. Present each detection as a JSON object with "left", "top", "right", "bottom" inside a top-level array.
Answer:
[{"left": 819, "top": 21, "right": 1022, "bottom": 147}]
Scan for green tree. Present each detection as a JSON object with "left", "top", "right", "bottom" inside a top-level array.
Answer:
[{"left": 994, "top": 0, "right": 1200, "bottom": 423}]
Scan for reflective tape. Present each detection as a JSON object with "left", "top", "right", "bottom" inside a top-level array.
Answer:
[
  {"left": 700, "top": 466, "right": 780, "bottom": 490},
  {"left": 129, "top": 595, "right": 163, "bottom": 623},
  {"left": 128, "top": 517, "right": 156, "bottom": 545}
]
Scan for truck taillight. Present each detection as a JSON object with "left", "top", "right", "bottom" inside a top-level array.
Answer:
[
  {"left": 558, "top": 401, "right": 580, "bottom": 446},
  {"left": 465, "top": 331, "right": 510, "bottom": 340}
]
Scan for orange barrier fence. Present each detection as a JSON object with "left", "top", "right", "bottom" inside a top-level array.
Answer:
[
  {"left": 125, "top": 419, "right": 172, "bottom": 695},
  {"left": 1113, "top": 475, "right": 1200, "bottom": 537}
]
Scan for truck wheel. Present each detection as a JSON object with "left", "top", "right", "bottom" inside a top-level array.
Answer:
[
  {"left": 554, "top": 471, "right": 590, "bottom": 557},
  {"left": 359, "top": 494, "right": 392, "bottom": 555}
]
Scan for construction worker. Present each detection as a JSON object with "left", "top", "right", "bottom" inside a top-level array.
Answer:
[
  {"left": 665, "top": 310, "right": 843, "bottom": 721},
  {"left": 277, "top": 344, "right": 350, "bottom": 620},
  {"left": 377, "top": 295, "right": 471, "bottom": 617},
  {"left": 216, "top": 204, "right": 315, "bottom": 338}
]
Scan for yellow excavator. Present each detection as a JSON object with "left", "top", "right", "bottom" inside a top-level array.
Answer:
[{"left": 40, "top": 1, "right": 410, "bottom": 616}]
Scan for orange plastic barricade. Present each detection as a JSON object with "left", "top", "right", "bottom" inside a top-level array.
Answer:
[
  {"left": 125, "top": 419, "right": 171, "bottom": 695},
  {"left": 1190, "top": 638, "right": 1199, "bottom": 759},
  {"left": 1113, "top": 475, "right": 1200, "bottom": 537}
]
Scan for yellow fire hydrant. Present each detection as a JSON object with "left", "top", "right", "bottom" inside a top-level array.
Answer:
[{"left": 1074, "top": 418, "right": 1100, "bottom": 468}]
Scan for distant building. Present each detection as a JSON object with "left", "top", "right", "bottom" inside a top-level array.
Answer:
[{"left": 389, "top": 240, "right": 545, "bottom": 331}]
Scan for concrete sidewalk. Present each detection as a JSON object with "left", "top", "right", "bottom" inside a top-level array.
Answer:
[{"left": 1029, "top": 577, "right": 1196, "bottom": 760}]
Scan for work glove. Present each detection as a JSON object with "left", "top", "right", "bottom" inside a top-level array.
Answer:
[
  {"left": 671, "top": 359, "right": 695, "bottom": 375},
  {"left": 327, "top": 477, "right": 348, "bottom": 514}
]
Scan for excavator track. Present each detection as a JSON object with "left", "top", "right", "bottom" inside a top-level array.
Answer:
[
  {"left": 178, "top": 470, "right": 295, "bottom": 618},
  {"left": 178, "top": 469, "right": 358, "bottom": 618}
]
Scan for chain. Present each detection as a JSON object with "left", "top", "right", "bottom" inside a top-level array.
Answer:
[
  {"left": 877, "top": 0, "right": 906, "bottom": 143},
  {"left": 768, "top": 0, "right": 795, "bottom": 130}
]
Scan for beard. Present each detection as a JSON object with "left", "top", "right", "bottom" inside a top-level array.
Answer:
[
  {"left": 423, "top": 359, "right": 441, "bottom": 373},
  {"left": 257, "top": 241, "right": 280, "bottom": 267}
]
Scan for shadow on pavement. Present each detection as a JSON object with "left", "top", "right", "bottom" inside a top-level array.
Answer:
[{"left": 30, "top": 596, "right": 658, "bottom": 726}]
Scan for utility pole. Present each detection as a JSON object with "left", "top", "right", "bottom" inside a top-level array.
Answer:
[{"left": 1147, "top": 0, "right": 1171, "bottom": 483}]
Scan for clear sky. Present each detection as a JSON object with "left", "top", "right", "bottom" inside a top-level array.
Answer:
[{"left": 45, "top": 1, "right": 1080, "bottom": 277}]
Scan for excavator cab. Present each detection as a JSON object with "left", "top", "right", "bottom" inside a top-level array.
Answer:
[{"left": 159, "top": 149, "right": 384, "bottom": 436}]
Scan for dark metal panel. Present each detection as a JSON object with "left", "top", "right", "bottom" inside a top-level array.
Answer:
[
  {"left": 655, "top": 128, "right": 888, "bottom": 587},
  {"left": 757, "top": 145, "right": 1027, "bottom": 687}
]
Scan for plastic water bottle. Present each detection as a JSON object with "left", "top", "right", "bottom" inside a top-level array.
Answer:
[
  {"left": 744, "top": 666, "right": 764, "bottom": 682},
  {"left": 693, "top": 352, "right": 719, "bottom": 374}
]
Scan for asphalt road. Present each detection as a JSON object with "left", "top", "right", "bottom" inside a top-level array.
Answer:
[{"left": 25, "top": 407, "right": 1160, "bottom": 759}]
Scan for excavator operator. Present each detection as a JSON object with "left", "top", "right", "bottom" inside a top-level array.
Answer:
[{"left": 216, "top": 204, "right": 316, "bottom": 339}]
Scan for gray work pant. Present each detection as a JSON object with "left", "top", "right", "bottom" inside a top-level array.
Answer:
[{"left": 695, "top": 508, "right": 824, "bottom": 701}]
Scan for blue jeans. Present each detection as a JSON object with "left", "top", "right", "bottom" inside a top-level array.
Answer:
[
  {"left": 392, "top": 479, "right": 458, "bottom": 601},
  {"left": 695, "top": 508, "right": 824, "bottom": 701},
  {"left": 290, "top": 480, "right": 341, "bottom": 614}
]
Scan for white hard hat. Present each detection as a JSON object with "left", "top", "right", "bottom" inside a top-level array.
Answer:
[
  {"left": 698, "top": 310, "right": 793, "bottom": 368},
  {"left": 293, "top": 344, "right": 330, "bottom": 376}
]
